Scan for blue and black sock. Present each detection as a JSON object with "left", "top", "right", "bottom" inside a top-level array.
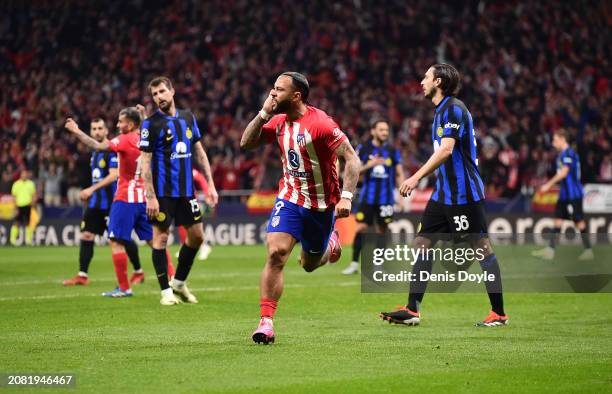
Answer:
[
  {"left": 79, "top": 240, "right": 95, "bottom": 274},
  {"left": 175, "top": 244, "right": 199, "bottom": 282},
  {"left": 480, "top": 254, "right": 505, "bottom": 316}
]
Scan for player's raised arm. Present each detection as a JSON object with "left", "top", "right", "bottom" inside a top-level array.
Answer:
[
  {"left": 65, "top": 118, "right": 110, "bottom": 151},
  {"left": 192, "top": 141, "right": 218, "bottom": 207},
  {"left": 240, "top": 91, "right": 276, "bottom": 150},
  {"left": 334, "top": 139, "right": 361, "bottom": 218},
  {"left": 399, "top": 137, "right": 455, "bottom": 197}
]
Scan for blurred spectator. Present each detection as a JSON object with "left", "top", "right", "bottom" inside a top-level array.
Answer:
[
  {"left": 41, "top": 163, "right": 64, "bottom": 206},
  {"left": 0, "top": 171, "right": 14, "bottom": 195},
  {"left": 65, "top": 160, "right": 83, "bottom": 206},
  {"left": 600, "top": 154, "right": 612, "bottom": 182},
  {"left": 1, "top": 0, "right": 610, "bottom": 207}
]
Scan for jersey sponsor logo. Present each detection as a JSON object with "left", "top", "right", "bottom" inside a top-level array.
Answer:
[
  {"left": 141, "top": 128, "right": 149, "bottom": 138},
  {"left": 288, "top": 149, "right": 300, "bottom": 169},
  {"left": 139, "top": 140, "right": 149, "bottom": 147},
  {"left": 563, "top": 157, "right": 573, "bottom": 164},
  {"left": 92, "top": 168, "right": 102, "bottom": 180},
  {"left": 332, "top": 128, "right": 342, "bottom": 138},
  {"left": 444, "top": 122, "right": 460, "bottom": 130},
  {"left": 371, "top": 164, "right": 388, "bottom": 178},
  {"left": 186, "top": 127, "right": 193, "bottom": 140},
  {"left": 287, "top": 169, "right": 311, "bottom": 178},
  {"left": 171, "top": 142, "right": 191, "bottom": 159}
]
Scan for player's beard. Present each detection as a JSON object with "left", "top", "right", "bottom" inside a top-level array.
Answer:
[
  {"left": 273, "top": 98, "right": 291, "bottom": 114},
  {"left": 158, "top": 100, "right": 171, "bottom": 113},
  {"left": 424, "top": 86, "right": 435, "bottom": 99}
]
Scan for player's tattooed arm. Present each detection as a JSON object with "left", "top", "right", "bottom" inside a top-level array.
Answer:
[
  {"left": 140, "top": 152, "right": 155, "bottom": 200},
  {"left": 241, "top": 91, "right": 275, "bottom": 150},
  {"left": 335, "top": 139, "right": 360, "bottom": 194},
  {"left": 140, "top": 152, "right": 160, "bottom": 218},
  {"left": 193, "top": 141, "right": 219, "bottom": 206},
  {"left": 64, "top": 118, "right": 110, "bottom": 151},
  {"left": 240, "top": 114, "right": 267, "bottom": 150}
]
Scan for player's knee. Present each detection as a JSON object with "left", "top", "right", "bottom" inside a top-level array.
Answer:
[
  {"left": 413, "top": 236, "right": 431, "bottom": 249},
  {"left": 267, "top": 245, "right": 290, "bottom": 265},
  {"left": 188, "top": 233, "right": 204, "bottom": 248},
  {"left": 81, "top": 231, "right": 95, "bottom": 241},
  {"left": 155, "top": 232, "right": 169, "bottom": 249}
]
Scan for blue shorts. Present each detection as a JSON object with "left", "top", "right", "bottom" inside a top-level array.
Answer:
[
  {"left": 108, "top": 201, "right": 153, "bottom": 242},
  {"left": 266, "top": 198, "right": 335, "bottom": 254}
]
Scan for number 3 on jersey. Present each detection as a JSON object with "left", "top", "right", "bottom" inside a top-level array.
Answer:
[{"left": 453, "top": 215, "right": 469, "bottom": 231}]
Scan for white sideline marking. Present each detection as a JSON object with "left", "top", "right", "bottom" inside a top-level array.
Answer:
[
  {"left": 0, "top": 272, "right": 260, "bottom": 287},
  {"left": 0, "top": 281, "right": 358, "bottom": 302}
]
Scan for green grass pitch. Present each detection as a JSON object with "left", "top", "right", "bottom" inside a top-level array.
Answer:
[{"left": 1, "top": 245, "right": 611, "bottom": 393}]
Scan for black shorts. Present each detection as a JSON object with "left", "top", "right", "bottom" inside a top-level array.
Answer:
[
  {"left": 81, "top": 207, "right": 109, "bottom": 235},
  {"left": 555, "top": 199, "right": 584, "bottom": 222},
  {"left": 152, "top": 197, "right": 202, "bottom": 228},
  {"left": 418, "top": 200, "right": 488, "bottom": 242},
  {"left": 15, "top": 206, "right": 31, "bottom": 226},
  {"left": 355, "top": 202, "right": 394, "bottom": 226}
]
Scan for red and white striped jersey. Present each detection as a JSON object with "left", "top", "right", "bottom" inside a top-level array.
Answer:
[
  {"left": 108, "top": 131, "right": 146, "bottom": 203},
  {"left": 262, "top": 106, "right": 347, "bottom": 210}
]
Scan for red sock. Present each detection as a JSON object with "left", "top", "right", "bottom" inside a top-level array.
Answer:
[
  {"left": 260, "top": 298, "right": 278, "bottom": 319},
  {"left": 178, "top": 226, "right": 187, "bottom": 244},
  {"left": 112, "top": 252, "right": 130, "bottom": 292},
  {"left": 166, "top": 249, "right": 176, "bottom": 278}
]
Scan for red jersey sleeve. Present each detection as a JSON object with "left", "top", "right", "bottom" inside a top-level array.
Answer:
[
  {"left": 317, "top": 115, "right": 347, "bottom": 151},
  {"left": 261, "top": 115, "right": 283, "bottom": 144},
  {"left": 108, "top": 135, "right": 124, "bottom": 153}
]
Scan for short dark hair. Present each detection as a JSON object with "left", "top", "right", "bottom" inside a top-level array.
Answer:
[
  {"left": 432, "top": 63, "right": 461, "bottom": 96},
  {"left": 370, "top": 118, "right": 389, "bottom": 129},
  {"left": 119, "top": 107, "right": 142, "bottom": 128},
  {"left": 148, "top": 76, "right": 173, "bottom": 93},
  {"left": 91, "top": 117, "right": 105, "bottom": 124},
  {"left": 281, "top": 71, "right": 310, "bottom": 102}
]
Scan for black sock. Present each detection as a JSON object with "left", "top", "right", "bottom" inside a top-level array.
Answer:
[
  {"left": 580, "top": 229, "right": 592, "bottom": 249},
  {"left": 124, "top": 240, "right": 141, "bottom": 271},
  {"left": 480, "top": 254, "right": 504, "bottom": 316},
  {"left": 549, "top": 227, "right": 560, "bottom": 248},
  {"left": 351, "top": 232, "right": 363, "bottom": 262},
  {"left": 152, "top": 248, "right": 169, "bottom": 290},
  {"left": 79, "top": 240, "right": 95, "bottom": 273},
  {"left": 175, "top": 244, "right": 199, "bottom": 281},
  {"left": 407, "top": 257, "right": 433, "bottom": 312}
]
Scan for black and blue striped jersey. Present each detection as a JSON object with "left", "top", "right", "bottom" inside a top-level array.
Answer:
[
  {"left": 88, "top": 151, "right": 118, "bottom": 210},
  {"left": 557, "top": 147, "right": 583, "bottom": 201},
  {"left": 139, "top": 109, "right": 202, "bottom": 198},
  {"left": 357, "top": 141, "right": 401, "bottom": 205},
  {"left": 430, "top": 96, "right": 485, "bottom": 205}
]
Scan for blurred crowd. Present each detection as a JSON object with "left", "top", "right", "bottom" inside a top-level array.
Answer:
[{"left": 1, "top": 0, "right": 610, "bottom": 206}]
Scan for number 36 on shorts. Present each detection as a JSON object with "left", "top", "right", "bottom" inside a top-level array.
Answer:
[{"left": 453, "top": 215, "right": 469, "bottom": 231}]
